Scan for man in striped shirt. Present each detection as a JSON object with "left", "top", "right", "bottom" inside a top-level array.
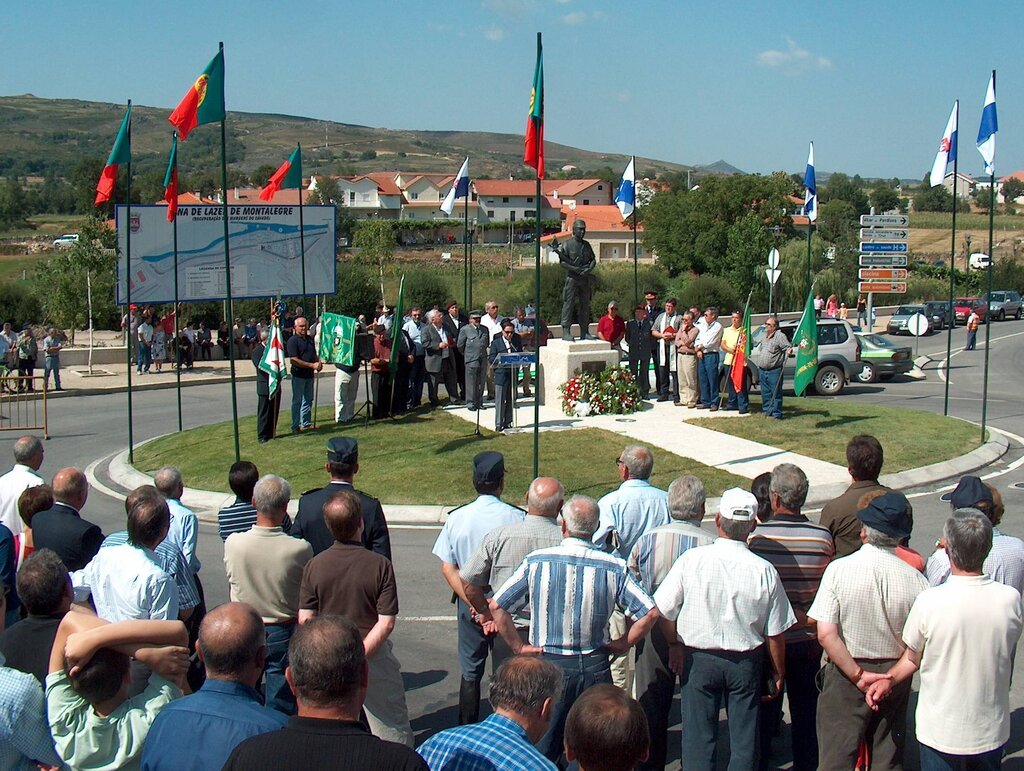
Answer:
[
  {"left": 217, "top": 461, "right": 290, "bottom": 541},
  {"left": 748, "top": 463, "right": 834, "bottom": 771},
  {"left": 628, "top": 475, "right": 714, "bottom": 771},
  {"left": 490, "top": 495, "right": 660, "bottom": 762}
]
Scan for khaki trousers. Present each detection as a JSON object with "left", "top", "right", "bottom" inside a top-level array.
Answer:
[
  {"left": 678, "top": 353, "right": 699, "bottom": 407},
  {"left": 608, "top": 609, "right": 633, "bottom": 691},
  {"left": 364, "top": 639, "right": 414, "bottom": 747}
]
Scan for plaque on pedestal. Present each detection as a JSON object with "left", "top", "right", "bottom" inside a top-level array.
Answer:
[{"left": 539, "top": 338, "right": 621, "bottom": 409}]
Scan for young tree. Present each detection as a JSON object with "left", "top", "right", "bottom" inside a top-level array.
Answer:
[
  {"left": 821, "top": 173, "right": 870, "bottom": 215},
  {"left": 1000, "top": 178, "right": 1024, "bottom": 214},
  {"left": 869, "top": 186, "right": 900, "bottom": 213},
  {"left": 251, "top": 164, "right": 278, "bottom": 189},
  {"left": 0, "top": 179, "right": 31, "bottom": 231},
  {"left": 352, "top": 219, "right": 396, "bottom": 303}
]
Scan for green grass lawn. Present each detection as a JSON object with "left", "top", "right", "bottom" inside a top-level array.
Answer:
[
  {"left": 134, "top": 406, "right": 747, "bottom": 506},
  {"left": 0, "top": 253, "right": 44, "bottom": 282},
  {"left": 691, "top": 397, "right": 981, "bottom": 472}
]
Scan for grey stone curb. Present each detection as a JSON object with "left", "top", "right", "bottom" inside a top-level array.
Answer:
[{"left": 90, "top": 428, "right": 1010, "bottom": 527}]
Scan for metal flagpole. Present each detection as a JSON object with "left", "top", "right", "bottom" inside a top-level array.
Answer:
[
  {"left": 981, "top": 75, "right": 997, "bottom": 443},
  {"left": 124, "top": 100, "right": 135, "bottom": 464},
  {"left": 632, "top": 157, "right": 638, "bottom": 309},
  {"left": 943, "top": 100, "right": 959, "bottom": 417},
  {"left": 172, "top": 135, "right": 182, "bottom": 432},
  {"left": 463, "top": 195, "right": 469, "bottom": 308},
  {"left": 218, "top": 41, "right": 240, "bottom": 462},
  {"left": 532, "top": 31, "right": 542, "bottom": 481},
  {"left": 298, "top": 143, "right": 307, "bottom": 298}
]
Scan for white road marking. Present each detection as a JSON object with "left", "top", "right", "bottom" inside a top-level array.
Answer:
[
  {"left": 936, "top": 329, "right": 1024, "bottom": 384},
  {"left": 403, "top": 616, "right": 457, "bottom": 622}
]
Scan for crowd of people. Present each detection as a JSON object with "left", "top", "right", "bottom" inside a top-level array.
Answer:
[{"left": 0, "top": 429, "right": 1021, "bottom": 770}]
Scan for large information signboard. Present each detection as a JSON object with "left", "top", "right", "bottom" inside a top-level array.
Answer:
[{"left": 116, "top": 204, "right": 336, "bottom": 305}]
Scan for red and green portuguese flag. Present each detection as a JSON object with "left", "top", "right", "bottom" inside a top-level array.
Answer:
[
  {"left": 731, "top": 295, "right": 752, "bottom": 392},
  {"left": 163, "top": 133, "right": 178, "bottom": 222},
  {"left": 260, "top": 144, "right": 302, "bottom": 201},
  {"left": 524, "top": 35, "right": 544, "bottom": 179},
  {"left": 169, "top": 47, "right": 226, "bottom": 141},
  {"left": 95, "top": 104, "right": 131, "bottom": 206}
]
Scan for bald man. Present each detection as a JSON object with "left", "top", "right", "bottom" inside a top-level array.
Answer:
[
  {"left": 141, "top": 603, "right": 288, "bottom": 771},
  {"left": 31, "top": 467, "right": 104, "bottom": 571}
]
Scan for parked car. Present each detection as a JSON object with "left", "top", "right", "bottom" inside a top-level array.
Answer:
[
  {"left": 982, "top": 290, "right": 1023, "bottom": 321},
  {"left": 953, "top": 297, "right": 987, "bottom": 325},
  {"left": 922, "top": 301, "right": 950, "bottom": 331},
  {"left": 855, "top": 333, "right": 914, "bottom": 383},
  {"left": 742, "top": 318, "right": 860, "bottom": 396},
  {"left": 886, "top": 305, "right": 933, "bottom": 336},
  {"left": 52, "top": 234, "right": 79, "bottom": 249}
]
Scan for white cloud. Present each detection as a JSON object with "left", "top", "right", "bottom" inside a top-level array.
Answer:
[
  {"left": 757, "top": 37, "right": 832, "bottom": 74},
  {"left": 562, "top": 10, "right": 587, "bottom": 25},
  {"left": 484, "top": 25, "right": 506, "bottom": 41},
  {"left": 482, "top": 0, "right": 536, "bottom": 16}
]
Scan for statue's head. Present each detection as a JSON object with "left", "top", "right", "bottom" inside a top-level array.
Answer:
[{"left": 572, "top": 220, "right": 586, "bottom": 239}]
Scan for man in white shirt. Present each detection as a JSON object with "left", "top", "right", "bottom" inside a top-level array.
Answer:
[
  {"left": 73, "top": 496, "right": 179, "bottom": 622},
  {"left": 865, "top": 509, "right": 1024, "bottom": 769},
  {"left": 137, "top": 317, "right": 154, "bottom": 373},
  {"left": 0, "top": 435, "right": 44, "bottom": 535},
  {"left": 654, "top": 488, "right": 795, "bottom": 771},
  {"left": 481, "top": 300, "right": 503, "bottom": 402},
  {"left": 694, "top": 306, "right": 724, "bottom": 411}
]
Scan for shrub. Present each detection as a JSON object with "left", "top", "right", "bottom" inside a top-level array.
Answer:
[
  {"left": 327, "top": 264, "right": 380, "bottom": 319},
  {"left": 672, "top": 274, "right": 739, "bottom": 313},
  {"left": 0, "top": 283, "right": 42, "bottom": 330},
  {"left": 402, "top": 266, "right": 453, "bottom": 315}
]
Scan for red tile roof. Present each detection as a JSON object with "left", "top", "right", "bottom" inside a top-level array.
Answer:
[
  {"left": 360, "top": 173, "right": 403, "bottom": 196},
  {"left": 540, "top": 205, "right": 640, "bottom": 243}
]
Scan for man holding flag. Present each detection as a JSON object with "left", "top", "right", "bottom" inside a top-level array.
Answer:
[
  {"left": 721, "top": 308, "right": 750, "bottom": 414},
  {"left": 751, "top": 316, "right": 792, "bottom": 420},
  {"left": 255, "top": 311, "right": 288, "bottom": 443}
]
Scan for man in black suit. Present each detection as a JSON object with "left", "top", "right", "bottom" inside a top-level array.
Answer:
[
  {"left": 441, "top": 300, "right": 468, "bottom": 401},
  {"left": 251, "top": 329, "right": 280, "bottom": 443},
  {"left": 31, "top": 468, "right": 104, "bottom": 571},
  {"left": 643, "top": 290, "right": 663, "bottom": 396},
  {"left": 422, "top": 311, "right": 461, "bottom": 409},
  {"left": 292, "top": 438, "right": 391, "bottom": 559},
  {"left": 488, "top": 318, "right": 523, "bottom": 433},
  {"left": 626, "top": 305, "right": 655, "bottom": 398}
]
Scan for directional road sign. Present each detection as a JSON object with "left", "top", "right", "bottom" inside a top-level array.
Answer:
[
  {"left": 859, "top": 268, "right": 908, "bottom": 280},
  {"left": 859, "top": 254, "right": 909, "bottom": 267},
  {"left": 860, "top": 242, "right": 908, "bottom": 253},
  {"left": 765, "top": 268, "right": 781, "bottom": 285},
  {"left": 858, "top": 281, "right": 907, "bottom": 293},
  {"left": 860, "top": 214, "right": 910, "bottom": 227},
  {"left": 859, "top": 228, "right": 909, "bottom": 241}
]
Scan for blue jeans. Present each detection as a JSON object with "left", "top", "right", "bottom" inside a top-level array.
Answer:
[
  {"left": 759, "top": 367, "right": 783, "bottom": 418},
  {"left": 919, "top": 743, "right": 1003, "bottom": 771},
  {"left": 290, "top": 376, "right": 314, "bottom": 430},
  {"left": 966, "top": 329, "right": 977, "bottom": 350},
  {"left": 538, "top": 650, "right": 612, "bottom": 761},
  {"left": 44, "top": 356, "right": 61, "bottom": 389},
  {"left": 724, "top": 364, "right": 748, "bottom": 411},
  {"left": 682, "top": 648, "right": 763, "bottom": 771},
  {"left": 264, "top": 622, "right": 296, "bottom": 715},
  {"left": 137, "top": 343, "right": 151, "bottom": 372},
  {"left": 698, "top": 351, "right": 720, "bottom": 407}
]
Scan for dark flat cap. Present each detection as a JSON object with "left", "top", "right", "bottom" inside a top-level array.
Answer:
[
  {"left": 469, "top": 309, "right": 483, "bottom": 318},
  {"left": 856, "top": 491, "right": 912, "bottom": 540},
  {"left": 939, "top": 475, "right": 993, "bottom": 510},
  {"left": 473, "top": 451, "right": 505, "bottom": 484},
  {"left": 327, "top": 437, "right": 358, "bottom": 465}
]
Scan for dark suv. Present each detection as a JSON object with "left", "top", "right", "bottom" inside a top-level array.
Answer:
[
  {"left": 922, "top": 301, "right": 950, "bottom": 331},
  {"left": 743, "top": 318, "right": 860, "bottom": 396}
]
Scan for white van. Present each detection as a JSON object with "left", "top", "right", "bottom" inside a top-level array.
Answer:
[{"left": 969, "top": 253, "right": 992, "bottom": 270}]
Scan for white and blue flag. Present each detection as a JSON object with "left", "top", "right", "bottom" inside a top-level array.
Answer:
[
  {"left": 803, "top": 142, "right": 817, "bottom": 223},
  {"left": 440, "top": 157, "right": 470, "bottom": 216},
  {"left": 930, "top": 101, "right": 958, "bottom": 188},
  {"left": 614, "top": 156, "right": 636, "bottom": 219},
  {"left": 977, "top": 72, "right": 997, "bottom": 177}
]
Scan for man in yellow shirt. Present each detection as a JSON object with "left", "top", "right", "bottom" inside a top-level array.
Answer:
[{"left": 720, "top": 310, "right": 749, "bottom": 414}]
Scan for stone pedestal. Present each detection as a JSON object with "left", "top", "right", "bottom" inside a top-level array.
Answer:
[{"left": 539, "top": 338, "right": 621, "bottom": 408}]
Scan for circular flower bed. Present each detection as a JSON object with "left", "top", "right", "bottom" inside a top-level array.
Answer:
[{"left": 559, "top": 367, "right": 642, "bottom": 417}]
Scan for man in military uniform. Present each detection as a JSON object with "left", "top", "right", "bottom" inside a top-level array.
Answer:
[
  {"left": 552, "top": 219, "right": 597, "bottom": 341},
  {"left": 292, "top": 437, "right": 391, "bottom": 559},
  {"left": 432, "top": 451, "right": 525, "bottom": 724},
  {"left": 457, "top": 310, "right": 490, "bottom": 411}
]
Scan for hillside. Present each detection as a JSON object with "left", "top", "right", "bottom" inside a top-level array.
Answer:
[{"left": 0, "top": 94, "right": 694, "bottom": 181}]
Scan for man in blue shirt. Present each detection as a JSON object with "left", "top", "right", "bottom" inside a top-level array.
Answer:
[
  {"left": 432, "top": 451, "right": 524, "bottom": 725},
  {"left": 141, "top": 602, "right": 287, "bottom": 771},
  {"left": 418, "top": 656, "right": 562, "bottom": 771}
]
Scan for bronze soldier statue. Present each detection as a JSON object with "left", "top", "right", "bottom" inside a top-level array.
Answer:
[{"left": 551, "top": 219, "right": 597, "bottom": 341}]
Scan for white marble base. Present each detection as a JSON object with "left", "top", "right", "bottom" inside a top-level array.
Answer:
[{"left": 539, "top": 338, "right": 621, "bottom": 408}]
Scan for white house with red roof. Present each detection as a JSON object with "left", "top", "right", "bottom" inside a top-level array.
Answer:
[{"left": 540, "top": 204, "right": 651, "bottom": 263}]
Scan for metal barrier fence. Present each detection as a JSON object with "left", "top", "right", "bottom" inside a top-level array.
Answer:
[{"left": 0, "top": 373, "right": 50, "bottom": 439}]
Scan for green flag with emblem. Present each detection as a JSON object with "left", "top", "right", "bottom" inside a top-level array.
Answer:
[
  {"left": 317, "top": 312, "right": 357, "bottom": 366},
  {"left": 792, "top": 288, "right": 818, "bottom": 397}
]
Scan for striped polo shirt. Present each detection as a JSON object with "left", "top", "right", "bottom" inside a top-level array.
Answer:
[
  {"left": 748, "top": 513, "right": 834, "bottom": 643},
  {"left": 629, "top": 520, "right": 716, "bottom": 595},
  {"left": 492, "top": 537, "right": 655, "bottom": 655},
  {"left": 217, "top": 497, "right": 292, "bottom": 541}
]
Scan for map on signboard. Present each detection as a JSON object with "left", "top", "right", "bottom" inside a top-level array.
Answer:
[{"left": 115, "top": 205, "right": 337, "bottom": 304}]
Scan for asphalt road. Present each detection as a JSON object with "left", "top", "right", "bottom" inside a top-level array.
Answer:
[{"left": 7, "top": 318, "right": 1024, "bottom": 769}]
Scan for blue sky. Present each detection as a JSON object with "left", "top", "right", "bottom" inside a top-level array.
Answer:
[{"left": 5, "top": 1, "right": 1020, "bottom": 180}]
